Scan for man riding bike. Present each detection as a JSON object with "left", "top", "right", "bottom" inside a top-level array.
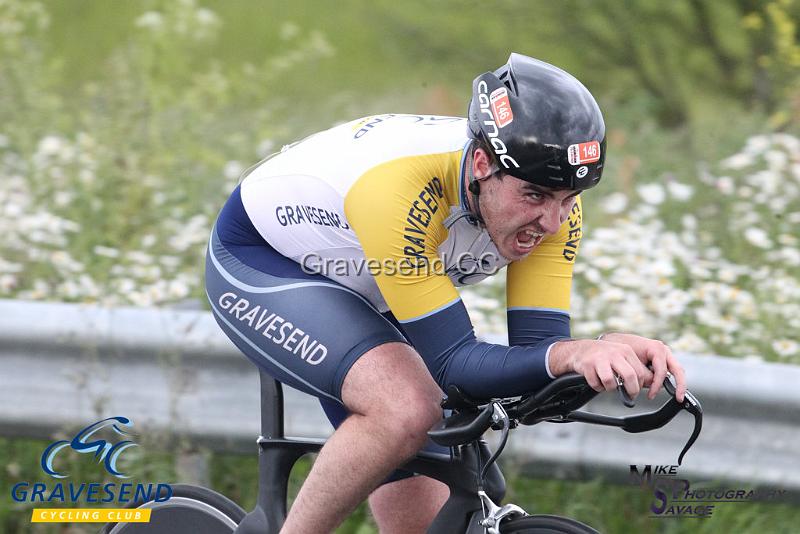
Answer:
[{"left": 205, "top": 53, "right": 687, "bottom": 534}]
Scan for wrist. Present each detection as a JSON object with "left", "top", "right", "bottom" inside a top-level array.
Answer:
[{"left": 548, "top": 338, "right": 595, "bottom": 376}]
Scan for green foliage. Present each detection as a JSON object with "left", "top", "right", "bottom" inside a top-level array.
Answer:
[
  {"left": 521, "top": 0, "right": 800, "bottom": 127},
  {"left": 1, "top": 0, "right": 799, "bottom": 531},
  {"left": 3, "top": 438, "right": 799, "bottom": 534}
]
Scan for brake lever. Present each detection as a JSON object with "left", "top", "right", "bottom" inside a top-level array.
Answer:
[
  {"left": 662, "top": 373, "right": 703, "bottom": 465},
  {"left": 616, "top": 376, "right": 636, "bottom": 408}
]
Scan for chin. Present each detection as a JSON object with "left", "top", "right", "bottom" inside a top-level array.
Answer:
[{"left": 499, "top": 243, "right": 531, "bottom": 262}]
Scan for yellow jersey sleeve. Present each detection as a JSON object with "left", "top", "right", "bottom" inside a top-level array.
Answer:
[
  {"left": 344, "top": 153, "right": 460, "bottom": 321},
  {"left": 506, "top": 196, "right": 582, "bottom": 312}
]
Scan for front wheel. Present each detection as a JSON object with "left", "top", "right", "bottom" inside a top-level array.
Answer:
[
  {"left": 501, "top": 514, "right": 600, "bottom": 533},
  {"left": 102, "top": 484, "right": 246, "bottom": 534}
]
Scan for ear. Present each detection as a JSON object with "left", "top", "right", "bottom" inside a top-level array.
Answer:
[{"left": 472, "top": 148, "right": 496, "bottom": 181}]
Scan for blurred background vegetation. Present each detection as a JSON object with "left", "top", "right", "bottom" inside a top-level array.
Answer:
[{"left": 1, "top": 0, "right": 799, "bottom": 532}]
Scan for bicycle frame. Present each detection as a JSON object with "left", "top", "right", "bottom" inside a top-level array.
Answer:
[
  {"left": 234, "top": 370, "right": 701, "bottom": 533},
  {"left": 233, "top": 371, "right": 506, "bottom": 534}
]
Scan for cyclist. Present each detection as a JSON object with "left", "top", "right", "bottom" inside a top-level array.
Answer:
[{"left": 205, "top": 53, "right": 687, "bottom": 534}]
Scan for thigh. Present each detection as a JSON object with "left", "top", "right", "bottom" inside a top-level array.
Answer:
[
  {"left": 339, "top": 341, "right": 443, "bottom": 417},
  {"left": 205, "top": 226, "right": 406, "bottom": 403}
]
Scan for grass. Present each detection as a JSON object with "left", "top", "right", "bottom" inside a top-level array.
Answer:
[{"left": 4, "top": 436, "right": 798, "bottom": 533}]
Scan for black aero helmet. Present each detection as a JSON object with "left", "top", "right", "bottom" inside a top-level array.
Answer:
[{"left": 467, "top": 53, "right": 606, "bottom": 190}]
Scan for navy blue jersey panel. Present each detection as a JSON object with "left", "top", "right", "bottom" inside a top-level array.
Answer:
[{"left": 507, "top": 308, "right": 571, "bottom": 346}]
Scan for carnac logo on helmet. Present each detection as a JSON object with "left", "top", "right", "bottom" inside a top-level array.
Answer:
[
  {"left": 477, "top": 80, "right": 520, "bottom": 170},
  {"left": 568, "top": 141, "right": 601, "bottom": 166},
  {"left": 576, "top": 166, "right": 588, "bottom": 179},
  {"left": 489, "top": 88, "right": 513, "bottom": 128}
]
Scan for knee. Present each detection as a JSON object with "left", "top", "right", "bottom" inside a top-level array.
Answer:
[{"left": 387, "top": 389, "right": 443, "bottom": 449}]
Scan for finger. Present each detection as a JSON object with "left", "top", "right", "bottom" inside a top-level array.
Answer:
[
  {"left": 622, "top": 347, "right": 652, "bottom": 389},
  {"left": 648, "top": 344, "right": 670, "bottom": 400},
  {"left": 611, "top": 358, "right": 640, "bottom": 398},
  {"left": 583, "top": 367, "right": 604, "bottom": 393},
  {"left": 596, "top": 361, "right": 619, "bottom": 392},
  {"left": 666, "top": 352, "right": 687, "bottom": 403}
]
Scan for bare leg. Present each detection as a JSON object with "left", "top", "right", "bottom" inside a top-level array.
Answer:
[
  {"left": 369, "top": 476, "right": 450, "bottom": 534},
  {"left": 280, "top": 342, "right": 443, "bottom": 534}
]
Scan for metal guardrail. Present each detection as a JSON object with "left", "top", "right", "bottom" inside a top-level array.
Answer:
[{"left": 1, "top": 298, "right": 798, "bottom": 498}]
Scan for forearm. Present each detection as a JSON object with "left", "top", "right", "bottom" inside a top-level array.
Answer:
[{"left": 435, "top": 336, "right": 568, "bottom": 398}]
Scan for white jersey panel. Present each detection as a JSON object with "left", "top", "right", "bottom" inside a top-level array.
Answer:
[
  {"left": 246, "top": 115, "right": 468, "bottom": 195},
  {"left": 240, "top": 173, "right": 389, "bottom": 311}
]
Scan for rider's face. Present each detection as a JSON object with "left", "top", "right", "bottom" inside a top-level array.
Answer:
[{"left": 471, "top": 149, "right": 579, "bottom": 262}]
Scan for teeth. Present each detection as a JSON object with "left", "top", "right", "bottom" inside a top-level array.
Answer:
[{"left": 516, "top": 230, "right": 543, "bottom": 250}]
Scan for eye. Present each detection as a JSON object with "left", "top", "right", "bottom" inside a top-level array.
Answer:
[{"left": 526, "top": 191, "right": 544, "bottom": 201}]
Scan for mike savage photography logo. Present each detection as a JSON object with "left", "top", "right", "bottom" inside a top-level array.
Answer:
[
  {"left": 629, "top": 464, "right": 786, "bottom": 519},
  {"left": 10, "top": 416, "right": 172, "bottom": 524}
]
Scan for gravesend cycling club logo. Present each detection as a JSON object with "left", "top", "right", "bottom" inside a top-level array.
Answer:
[
  {"left": 42, "top": 416, "right": 138, "bottom": 479},
  {"left": 10, "top": 416, "right": 172, "bottom": 524}
]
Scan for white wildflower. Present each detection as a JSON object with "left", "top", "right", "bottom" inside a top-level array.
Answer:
[
  {"left": 670, "top": 332, "right": 708, "bottom": 353},
  {"left": 223, "top": 160, "right": 244, "bottom": 181},
  {"left": 127, "top": 251, "right": 154, "bottom": 265},
  {"left": 715, "top": 176, "right": 735, "bottom": 195},
  {"left": 720, "top": 153, "right": 754, "bottom": 170},
  {"left": 772, "top": 340, "right": 799, "bottom": 357},
  {"left": 743, "top": 228, "right": 772, "bottom": 249},
  {"left": 600, "top": 192, "right": 628, "bottom": 214},
  {"left": 54, "top": 191, "right": 73, "bottom": 206},
  {"left": 195, "top": 8, "right": 219, "bottom": 27},
  {"left": 135, "top": 11, "right": 164, "bottom": 31},
  {"left": 0, "top": 274, "right": 17, "bottom": 292},
  {"left": 667, "top": 181, "right": 693, "bottom": 201},
  {"left": 94, "top": 246, "right": 120, "bottom": 258},
  {"left": 116, "top": 278, "right": 137, "bottom": 295},
  {"left": 777, "top": 247, "right": 800, "bottom": 266},
  {"left": 160, "top": 256, "right": 181, "bottom": 269},
  {"left": 660, "top": 290, "right": 690, "bottom": 316},
  {"left": 717, "top": 268, "right": 738, "bottom": 284},
  {"left": 631, "top": 203, "right": 657, "bottom": 219},
  {"left": 79, "top": 168, "right": 95, "bottom": 185},
  {"left": 593, "top": 256, "right": 617, "bottom": 271},
  {"left": 744, "top": 135, "right": 771, "bottom": 155},
  {"left": 636, "top": 183, "right": 666, "bottom": 205},
  {"left": 141, "top": 234, "right": 158, "bottom": 248},
  {"left": 167, "top": 279, "right": 190, "bottom": 300},
  {"left": 37, "top": 135, "right": 64, "bottom": 157},
  {"left": 764, "top": 149, "right": 787, "bottom": 172}
]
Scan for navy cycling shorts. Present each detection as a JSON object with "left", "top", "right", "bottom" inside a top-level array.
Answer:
[
  {"left": 205, "top": 226, "right": 406, "bottom": 403},
  {"left": 205, "top": 187, "right": 446, "bottom": 482}
]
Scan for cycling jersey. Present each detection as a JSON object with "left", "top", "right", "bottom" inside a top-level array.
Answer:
[{"left": 209, "top": 113, "right": 582, "bottom": 402}]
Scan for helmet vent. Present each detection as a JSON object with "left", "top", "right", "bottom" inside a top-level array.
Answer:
[{"left": 497, "top": 69, "right": 519, "bottom": 95}]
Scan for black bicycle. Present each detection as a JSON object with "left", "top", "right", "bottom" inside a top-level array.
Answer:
[{"left": 102, "top": 370, "right": 702, "bottom": 533}]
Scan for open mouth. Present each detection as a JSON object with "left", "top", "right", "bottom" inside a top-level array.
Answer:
[{"left": 514, "top": 229, "right": 544, "bottom": 253}]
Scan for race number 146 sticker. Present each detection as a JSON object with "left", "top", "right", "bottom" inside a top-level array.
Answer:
[
  {"left": 568, "top": 141, "right": 601, "bottom": 165},
  {"left": 489, "top": 88, "right": 514, "bottom": 128}
]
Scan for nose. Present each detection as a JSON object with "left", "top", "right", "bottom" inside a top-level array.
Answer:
[{"left": 538, "top": 200, "right": 563, "bottom": 234}]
